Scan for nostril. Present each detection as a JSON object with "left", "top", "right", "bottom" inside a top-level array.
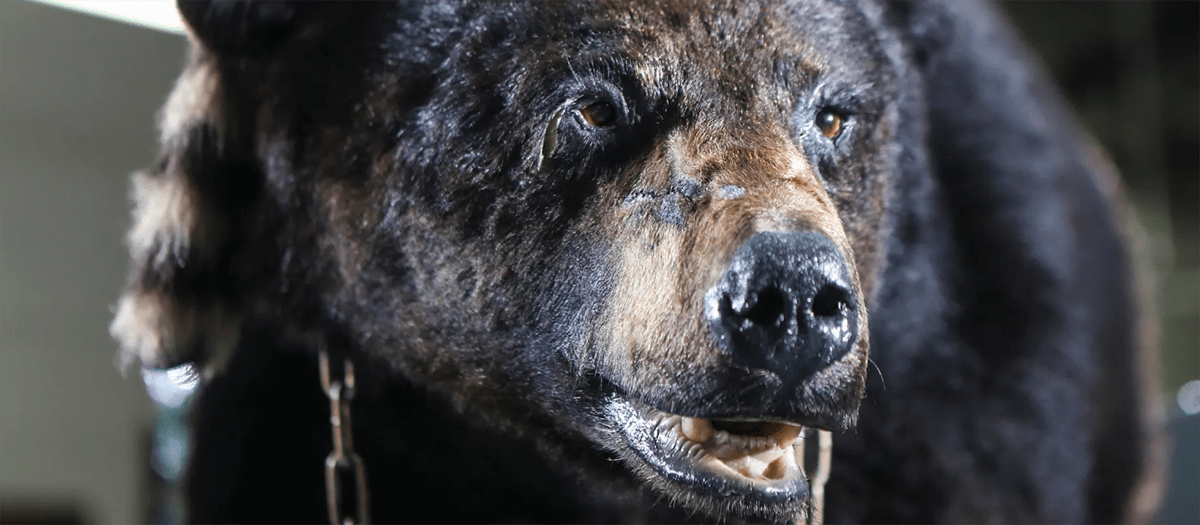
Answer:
[
  {"left": 811, "top": 284, "right": 850, "bottom": 319},
  {"left": 708, "top": 231, "right": 859, "bottom": 384},
  {"left": 743, "top": 286, "right": 787, "bottom": 328}
]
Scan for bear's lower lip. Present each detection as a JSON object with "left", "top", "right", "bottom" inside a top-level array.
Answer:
[{"left": 604, "top": 395, "right": 809, "bottom": 516}]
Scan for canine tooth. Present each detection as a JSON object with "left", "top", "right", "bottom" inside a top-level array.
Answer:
[
  {"left": 680, "top": 417, "right": 712, "bottom": 442},
  {"left": 773, "top": 424, "right": 803, "bottom": 446}
]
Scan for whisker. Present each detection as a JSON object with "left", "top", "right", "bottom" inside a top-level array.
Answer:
[{"left": 868, "top": 357, "right": 885, "bottom": 391}]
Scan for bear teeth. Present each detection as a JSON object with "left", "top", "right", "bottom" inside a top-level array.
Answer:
[
  {"left": 635, "top": 408, "right": 807, "bottom": 483},
  {"left": 680, "top": 416, "right": 713, "bottom": 442},
  {"left": 695, "top": 443, "right": 801, "bottom": 482},
  {"left": 670, "top": 415, "right": 805, "bottom": 473}
]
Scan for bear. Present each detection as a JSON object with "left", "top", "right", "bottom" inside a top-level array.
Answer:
[{"left": 110, "top": 0, "right": 1165, "bottom": 522}]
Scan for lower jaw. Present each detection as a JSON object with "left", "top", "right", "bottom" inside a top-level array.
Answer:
[{"left": 603, "top": 395, "right": 810, "bottom": 520}]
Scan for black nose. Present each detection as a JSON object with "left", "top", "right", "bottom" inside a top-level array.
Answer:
[{"left": 705, "top": 231, "right": 858, "bottom": 385}]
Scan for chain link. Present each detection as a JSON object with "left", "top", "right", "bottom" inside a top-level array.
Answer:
[
  {"left": 794, "top": 428, "right": 833, "bottom": 525},
  {"left": 809, "top": 429, "right": 832, "bottom": 525},
  {"left": 319, "top": 349, "right": 371, "bottom": 525}
]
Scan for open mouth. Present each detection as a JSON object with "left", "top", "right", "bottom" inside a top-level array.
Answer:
[
  {"left": 605, "top": 396, "right": 815, "bottom": 518},
  {"left": 667, "top": 415, "right": 805, "bottom": 481}
]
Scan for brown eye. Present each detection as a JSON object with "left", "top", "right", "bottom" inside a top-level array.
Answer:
[
  {"left": 578, "top": 100, "right": 619, "bottom": 127},
  {"left": 815, "top": 109, "right": 844, "bottom": 139}
]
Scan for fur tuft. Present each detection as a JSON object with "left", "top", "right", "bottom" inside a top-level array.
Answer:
[
  {"left": 110, "top": 290, "right": 241, "bottom": 373},
  {"left": 111, "top": 47, "right": 243, "bottom": 374}
]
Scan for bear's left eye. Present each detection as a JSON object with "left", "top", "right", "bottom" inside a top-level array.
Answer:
[
  {"left": 578, "top": 100, "right": 619, "bottom": 128},
  {"left": 815, "top": 108, "right": 845, "bottom": 140}
]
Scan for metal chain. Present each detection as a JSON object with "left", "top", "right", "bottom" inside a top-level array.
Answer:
[
  {"left": 319, "top": 349, "right": 371, "bottom": 525},
  {"left": 810, "top": 429, "right": 833, "bottom": 525},
  {"left": 795, "top": 428, "right": 833, "bottom": 525}
]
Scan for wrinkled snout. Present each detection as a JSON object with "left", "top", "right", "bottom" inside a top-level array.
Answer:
[{"left": 705, "top": 231, "right": 858, "bottom": 388}]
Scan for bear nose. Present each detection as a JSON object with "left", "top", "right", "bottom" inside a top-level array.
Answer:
[{"left": 704, "top": 231, "right": 858, "bottom": 386}]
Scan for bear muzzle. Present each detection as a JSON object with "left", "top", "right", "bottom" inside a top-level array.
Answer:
[
  {"left": 618, "top": 228, "right": 865, "bottom": 429},
  {"left": 599, "top": 227, "right": 867, "bottom": 521}
]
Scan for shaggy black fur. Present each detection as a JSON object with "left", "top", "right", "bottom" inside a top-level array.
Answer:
[{"left": 114, "top": 0, "right": 1161, "bottom": 523}]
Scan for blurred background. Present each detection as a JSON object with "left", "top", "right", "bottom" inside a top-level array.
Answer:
[{"left": 0, "top": 1, "right": 1195, "bottom": 523}]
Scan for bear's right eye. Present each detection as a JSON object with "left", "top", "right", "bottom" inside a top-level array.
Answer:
[{"left": 578, "top": 100, "right": 619, "bottom": 128}]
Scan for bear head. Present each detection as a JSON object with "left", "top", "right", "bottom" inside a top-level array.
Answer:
[{"left": 112, "top": 0, "right": 909, "bottom": 520}]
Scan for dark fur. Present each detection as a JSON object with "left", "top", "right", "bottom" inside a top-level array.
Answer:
[{"left": 112, "top": 0, "right": 1163, "bottom": 522}]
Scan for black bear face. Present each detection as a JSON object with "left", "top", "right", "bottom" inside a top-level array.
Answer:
[{"left": 117, "top": 0, "right": 904, "bottom": 520}]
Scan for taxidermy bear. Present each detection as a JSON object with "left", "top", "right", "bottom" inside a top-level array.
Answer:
[{"left": 111, "top": 0, "right": 1164, "bottom": 522}]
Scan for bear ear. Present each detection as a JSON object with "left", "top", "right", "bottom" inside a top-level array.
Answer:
[{"left": 176, "top": 0, "right": 314, "bottom": 59}]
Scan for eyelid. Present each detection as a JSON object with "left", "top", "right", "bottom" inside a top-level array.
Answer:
[{"left": 537, "top": 106, "right": 566, "bottom": 172}]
